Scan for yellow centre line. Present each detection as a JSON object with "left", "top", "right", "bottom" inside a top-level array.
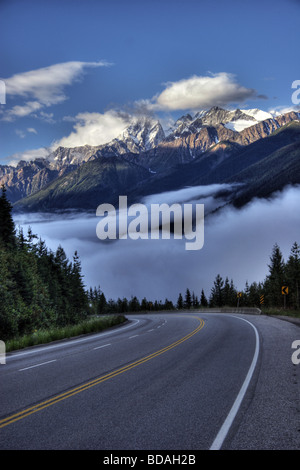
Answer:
[{"left": 0, "top": 316, "right": 205, "bottom": 429}]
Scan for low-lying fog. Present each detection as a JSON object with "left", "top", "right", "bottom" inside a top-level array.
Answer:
[{"left": 13, "top": 184, "right": 300, "bottom": 303}]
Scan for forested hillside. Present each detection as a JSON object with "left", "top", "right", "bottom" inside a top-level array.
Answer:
[{"left": 0, "top": 185, "right": 89, "bottom": 341}]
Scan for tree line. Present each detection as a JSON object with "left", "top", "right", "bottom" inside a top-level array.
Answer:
[
  {"left": 174, "top": 241, "right": 300, "bottom": 311},
  {"left": 87, "top": 240, "right": 300, "bottom": 315}
]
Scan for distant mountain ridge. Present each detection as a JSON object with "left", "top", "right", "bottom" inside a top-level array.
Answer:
[{"left": 1, "top": 106, "right": 299, "bottom": 211}]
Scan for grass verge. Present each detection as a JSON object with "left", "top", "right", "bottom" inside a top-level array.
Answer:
[
  {"left": 261, "top": 308, "right": 300, "bottom": 319},
  {"left": 6, "top": 314, "right": 127, "bottom": 352}
]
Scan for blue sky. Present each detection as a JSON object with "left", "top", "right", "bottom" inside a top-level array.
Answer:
[{"left": 0, "top": 0, "right": 299, "bottom": 165}]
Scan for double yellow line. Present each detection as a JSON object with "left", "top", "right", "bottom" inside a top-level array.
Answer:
[{"left": 0, "top": 316, "right": 205, "bottom": 429}]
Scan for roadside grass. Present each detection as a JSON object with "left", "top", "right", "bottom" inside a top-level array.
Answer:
[
  {"left": 6, "top": 314, "right": 127, "bottom": 352},
  {"left": 261, "top": 308, "right": 300, "bottom": 319}
]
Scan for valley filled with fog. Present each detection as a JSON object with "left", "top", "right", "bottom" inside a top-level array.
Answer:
[{"left": 13, "top": 184, "right": 300, "bottom": 303}]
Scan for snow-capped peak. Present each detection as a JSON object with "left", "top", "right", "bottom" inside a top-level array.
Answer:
[
  {"left": 240, "top": 108, "right": 275, "bottom": 122},
  {"left": 118, "top": 116, "right": 165, "bottom": 151}
]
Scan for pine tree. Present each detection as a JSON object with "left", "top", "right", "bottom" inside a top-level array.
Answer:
[
  {"left": 209, "top": 274, "right": 224, "bottom": 307},
  {"left": 223, "top": 277, "right": 230, "bottom": 305},
  {"left": 70, "top": 250, "right": 88, "bottom": 320},
  {"left": 223, "top": 277, "right": 236, "bottom": 306},
  {"left": 129, "top": 295, "right": 140, "bottom": 312},
  {"left": 200, "top": 289, "right": 208, "bottom": 307},
  {"left": 164, "top": 298, "right": 174, "bottom": 310},
  {"left": 285, "top": 242, "right": 300, "bottom": 309},
  {"left": 264, "top": 243, "right": 286, "bottom": 307},
  {"left": 184, "top": 288, "right": 192, "bottom": 309},
  {"left": 192, "top": 292, "right": 199, "bottom": 308},
  {"left": 176, "top": 292, "right": 183, "bottom": 309},
  {"left": 141, "top": 297, "right": 148, "bottom": 311},
  {"left": 0, "top": 185, "right": 15, "bottom": 248},
  {"left": 98, "top": 292, "right": 107, "bottom": 314}
]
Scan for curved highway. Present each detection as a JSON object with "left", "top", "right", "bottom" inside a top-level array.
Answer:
[{"left": 0, "top": 312, "right": 299, "bottom": 450}]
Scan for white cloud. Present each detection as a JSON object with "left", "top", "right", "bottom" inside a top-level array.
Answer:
[
  {"left": 36, "top": 111, "right": 55, "bottom": 124},
  {"left": 27, "top": 127, "right": 37, "bottom": 134},
  {"left": 147, "top": 72, "right": 257, "bottom": 111},
  {"left": 3, "top": 100, "right": 43, "bottom": 121},
  {"left": 54, "top": 110, "right": 131, "bottom": 148},
  {"left": 4, "top": 61, "right": 109, "bottom": 103},
  {"left": 1, "top": 61, "right": 111, "bottom": 121},
  {"left": 14, "top": 127, "right": 37, "bottom": 140}
]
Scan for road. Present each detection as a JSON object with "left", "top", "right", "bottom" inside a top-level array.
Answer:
[{"left": 0, "top": 312, "right": 299, "bottom": 450}]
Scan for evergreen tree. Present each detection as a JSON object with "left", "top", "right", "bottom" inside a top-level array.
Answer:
[
  {"left": 184, "top": 288, "right": 192, "bottom": 309},
  {"left": 200, "top": 289, "right": 208, "bottom": 307},
  {"left": 0, "top": 185, "right": 15, "bottom": 248},
  {"left": 285, "top": 242, "right": 300, "bottom": 309},
  {"left": 223, "top": 277, "right": 236, "bottom": 306},
  {"left": 264, "top": 243, "right": 286, "bottom": 307},
  {"left": 129, "top": 295, "right": 140, "bottom": 312},
  {"left": 192, "top": 291, "right": 199, "bottom": 308},
  {"left": 141, "top": 297, "right": 148, "bottom": 311},
  {"left": 209, "top": 274, "right": 224, "bottom": 307},
  {"left": 176, "top": 292, "right": 183, "bottom": 309},
  {"left": 163, "top": 298, "right": 174, "bottom": 310},
  {"left": 98, "top": 292, "right": 107, "bottom": 314},
  {"left": 70, "top": 250, "right": 88, "bottom": 320}
]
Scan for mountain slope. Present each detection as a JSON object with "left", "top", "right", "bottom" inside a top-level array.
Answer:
[
  {"left": 124, "top": 120, "right": 300, "bottom": 203},
  {"left": 14, "top": 157, "right": 151, "bottom": 211},
  {"left": 227, "top": 139, "right": 300, "bottom": 207}
]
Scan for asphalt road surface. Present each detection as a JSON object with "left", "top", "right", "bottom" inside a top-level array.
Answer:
[{"left": 0, "top": 312, "right": 299, "bottom": 450}]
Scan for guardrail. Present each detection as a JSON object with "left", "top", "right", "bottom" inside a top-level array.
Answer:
[{"left": 195, "top": 307, "right": 262, "bottom": 315}]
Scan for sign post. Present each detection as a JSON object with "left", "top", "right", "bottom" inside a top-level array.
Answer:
[
  {"left": 282, "top": 286, "right": 288, "bottom": 309},
  {"left": 260, "top": 294, "right": 264, "bottom": 307}
]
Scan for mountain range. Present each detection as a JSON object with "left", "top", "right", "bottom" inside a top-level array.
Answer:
[{"left": 1, "top": 106, "right": 300, "bottom": 213}]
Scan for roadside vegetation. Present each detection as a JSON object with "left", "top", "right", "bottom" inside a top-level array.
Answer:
[
  {"left": 199, "top": 241, "right": 300, "bottom": 319},
  {"left": 5, "top": 314, "right": 126, "bottom": 352},
  {"left": 0, "top": 185, "right": 127, "bottom": 350}
]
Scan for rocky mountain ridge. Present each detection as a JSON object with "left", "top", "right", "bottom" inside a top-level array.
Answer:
[{"left": 1, "top": 107, "right": 299, "bottom": 204}]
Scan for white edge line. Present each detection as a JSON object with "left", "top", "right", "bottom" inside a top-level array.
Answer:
[
  {"left": 209, "top": 315, "right": 260, "bottom": 450},
  {"left": 19, "top": 359, "right": 57, "bottom": 372},
  {"left": 9, "top": 319, "right": 140, "bottom": 359},
  {"left": 93, "top": 343, "right": 111, "bottom": 350}
]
